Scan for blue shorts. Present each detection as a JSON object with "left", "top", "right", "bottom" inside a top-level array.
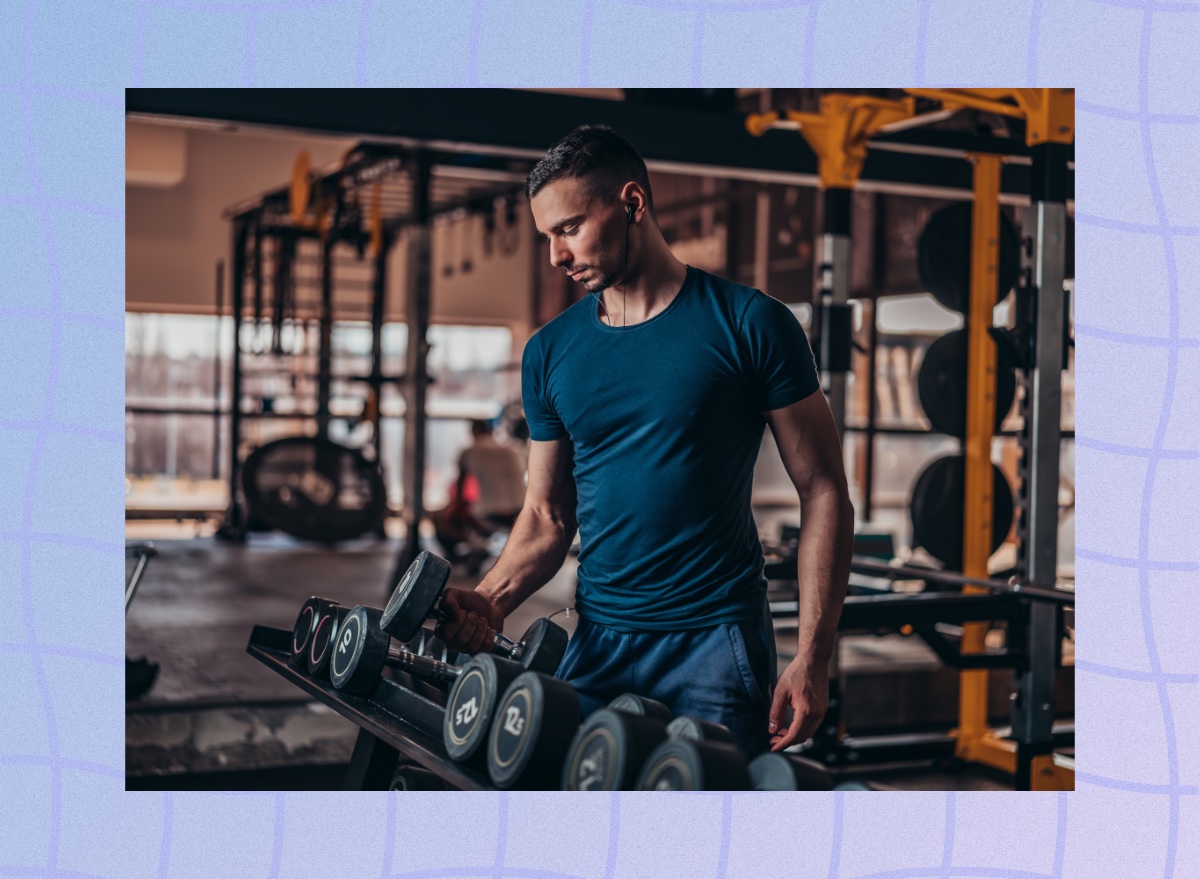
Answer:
[{"left": 554, "top": 600, "right": 777, "bottom": 760}]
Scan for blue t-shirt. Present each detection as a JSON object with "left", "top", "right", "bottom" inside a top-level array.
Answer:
[{"left": 521, "top": 265, "right": 820, "bottom": 631}]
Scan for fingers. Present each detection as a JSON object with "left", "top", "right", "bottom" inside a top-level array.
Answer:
[
  {"left": 770, "top": 710, "right": 807, "bottom": 752},
  {"left": 767, "top": 687, "right": 789, "bottom": 738},
  {"left": 435, "top": 597, "right": 495, "bottom": 655}
]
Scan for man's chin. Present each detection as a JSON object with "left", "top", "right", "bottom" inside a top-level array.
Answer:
[{"left": 583, "top": 273, "right": 618, "bottom": 295}]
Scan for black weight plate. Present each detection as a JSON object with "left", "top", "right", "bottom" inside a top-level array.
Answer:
[
  {"left": 917, "top": 329, "right": 1016, "bottom": 439},
  {"left": 909, "top": 455, "right": 1014, "bottom": 571},
  {"left": 748, "top": 752, "right": 833, "bottom": 791},
  {"left": 609, "top": 693, "right": 673, "bottom": 725},
  {"left": 381, "top": 552, "right": 452, "bottom": 644},
  {"left": 242, "top": 436, "right": 387, "bottom": 543},
  {"left": 562, "top": 708, "right": 669, "bottom": 791},
  {"left": 290, "top": 597, "right": 321, "bottom": 665},
  {"left": 634, "top": 739, "right": 749, "bottom": 791},
  {"left": 487, "top": 672, "right": 581, "bottom": 790},
  {"left": 330, "top": 605, "right": 391, "bottom": 694},
  {"left": 489, "top": 680, "right": 537, "bottom": 784},
  {"left": 443, "top": 654, "right": 524, "bottom": 763},
  {"left": 518, "top": 618, "right": 569, "bottom": 674},
  {"left": 665, "top": 715, "right": 735, "bottom": 746},
  {"left": 562, "top": 713, "right": 623, "bottom": 791},
  {"left": 307, "top": 604, "right": 350, "bottom": 677},
  {"left": 917, "top": 202, "right": 1020, "bottom": 314}
]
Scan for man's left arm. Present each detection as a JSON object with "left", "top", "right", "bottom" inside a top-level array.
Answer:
[{"left": 761, "top": 390, "right": 855, "bottom": 752}]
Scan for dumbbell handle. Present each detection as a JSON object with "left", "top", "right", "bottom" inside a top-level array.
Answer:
[
  {"left": 429, "top": 595, "right": 523, "bottom": 659},
  {"left": 384, "top": 645, "right": 461, "bottom": 685}
]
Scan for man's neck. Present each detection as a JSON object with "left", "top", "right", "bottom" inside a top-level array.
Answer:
[{"left": 598, "top": 251, "right": 688, "bottom": 326}]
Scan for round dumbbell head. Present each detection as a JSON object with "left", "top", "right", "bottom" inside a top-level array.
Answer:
[
  {"left": 444, "top": 654, "right": 525, "bottom": 764},
  {"left": 487, "top": 671, "right": 581, "bottom": 790},
  {"left": 609, "top": 693, "right": 673, "bottom": 724},
  {"left": 517, "top": 617, "right": 569, "bottom": 674},
  {"left": 380, "top": 551, "right": 453, "bottom": 644},
  {"left": 562, "top": 707, "right": 669, "bottom": 791},
  {"left": 833, "top": 780, "right": 877, "bottom": 791},
  {"left": 290, "top": 597, "right": 325, "bottom": 665},
  {"left": 329, "top": 606, "right": 389, "bottom": 695},
  {"left": 635, "top": 739, "right": 752, "bottom": 791},
  {"left": 389, "top": 765, "right": 446, "bottom": 791},
  {"left": 665, "top": 715, "right": 736, "bottom": 746},
  {"left": 748, "top": 752, "right": 834, "bottom": 791},
  {"left": 307, "top": 603, "right": 350, "bottom": 677}
]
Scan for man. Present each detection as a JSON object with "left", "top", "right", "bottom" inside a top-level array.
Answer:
[
  {"left": 455, "top": 419, "right": 526, "bottom": 534},
  {"left": 437, "top": 124, "right": 852, "bottom": 759}
]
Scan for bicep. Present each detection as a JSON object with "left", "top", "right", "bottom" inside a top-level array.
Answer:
[
  {"left": 762, "top": 391, "right": 848, "bottom": 497},
  {"left": 524, "top": 437, "right": 577, "bottom": 521}
]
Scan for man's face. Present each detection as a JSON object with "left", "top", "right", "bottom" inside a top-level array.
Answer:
[{"left": 530, "top": 177, "right": 626, "bottom": 295}]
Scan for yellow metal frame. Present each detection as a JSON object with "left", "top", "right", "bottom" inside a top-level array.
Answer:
[
  {"left": 954, "top": 153, "right": 1003, "bottom": 764},
  {"left": 904, "top": 88, "right": 1075, "bottom": 146},
  {"left": 745, "top": 89, "right": 1073, "bottom": 784},
  {"left": 746, "top": 94, "right": 916, "bottom": 189}
]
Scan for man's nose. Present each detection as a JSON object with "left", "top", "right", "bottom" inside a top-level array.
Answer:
[{"left": 549, "top": 242, "right": 571, "bottom": 268}]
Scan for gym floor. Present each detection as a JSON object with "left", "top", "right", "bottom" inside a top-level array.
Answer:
[{"left": 125, "top": 532, "right": 1070, "bottom": 789}]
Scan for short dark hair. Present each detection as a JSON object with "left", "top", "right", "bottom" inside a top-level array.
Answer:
[{"left": 525, "top": 124, "right": 655, "bottom": 219}]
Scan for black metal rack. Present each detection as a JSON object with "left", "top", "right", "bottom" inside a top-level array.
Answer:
[
  {"left": 246, "top": 625, "right": 494, "bottom": 790},
  {"left": 219, "top": 144, "right": 533, "bottom": 570}
]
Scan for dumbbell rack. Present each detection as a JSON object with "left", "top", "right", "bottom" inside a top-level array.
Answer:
[{"left": 246, "top": 625, "right": 498, "bottom": 791}]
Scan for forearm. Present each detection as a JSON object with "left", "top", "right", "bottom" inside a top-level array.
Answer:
[
  {"left": 793, "top": 480, "right": 854, "bottom": 668},
  {"left": 475, "top": 504, "right": 577, "bottom": 617}
]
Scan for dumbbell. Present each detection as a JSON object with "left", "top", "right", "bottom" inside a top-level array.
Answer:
[
  {"left": 747, "top": 752, "right": 834, "bottom": 791},
  {"left": 293, "top": 597, "right": 450, "bottom": 681},
  {"left": 381, "top": 551, "right": 569, "bottom": 675},
  {"left": 634, "top": 738, "right": 751, "bottom": 790},
  {"left": 562, "top": 699, "right": 737, "bottom": 791},
  {"left": 389, "top": 764, "right": 447, "bottom": 791},
  {"left": 443, "top": 653, "right": 529, "bottom": 770},
  {"left": 487, "top": 671, "right": 582, "bottom": 790},
  {"left": 331, "top": 601, "right": 570, "bottom": 697},
  {"left": 291, "top": 597, "right": 354, "bottom": 678},
  {"left": 330, "top": 606, "right": 468, "bottom": 696}
]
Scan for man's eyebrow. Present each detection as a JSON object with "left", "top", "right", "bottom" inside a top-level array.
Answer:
[{"left": 539, "top": 215, "right": 585, "bottom": 238}]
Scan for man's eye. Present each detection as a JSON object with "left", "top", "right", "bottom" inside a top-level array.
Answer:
[{"left": 563, "top": 226, "right": 578, "bottom": 236}]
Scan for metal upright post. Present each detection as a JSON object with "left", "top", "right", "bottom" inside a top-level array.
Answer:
[
  {"left": 370, "top": 230, "right": 389, "bottom": 539},
  {"left": 317, "top": 236, "right": 334, "bottom": 441},
  {"left": 212, "top": 259, "right": 224, "bottom": 481},
  {"left": 1012, "top": 141, "right": 1069, "bottom": 789},
  {"left": 819, "top": 188, "right": 852, "bottom": 440},
  {"left": 217, "top": 218, "right": 248, "bottom": 541},
  {"left": 391, "top": 151, "right": 433, "bottom": 589},
  {"left": 956, "top": 153, "right": 1003, "bottom": 767}
]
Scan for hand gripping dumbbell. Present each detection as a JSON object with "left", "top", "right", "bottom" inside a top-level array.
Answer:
[
  {"left": 635, "top": 738, "right": 752, "bottom": 791},
  {"left": 380, "top": 551, "right": 568, "bottom": 675},
  {"left": 330, "top": 601, "right": 571, "bottom": 697},
  {"left": 562, "top": 698, "right": 737, "bottom": 791}
]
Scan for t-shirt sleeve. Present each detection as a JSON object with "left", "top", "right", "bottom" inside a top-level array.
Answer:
[
  {"left": 738, "top": 291, "right": 821, "bottom": 411},
  {"left": 520, "top": 332, "right": 567, "bottom": 441}
]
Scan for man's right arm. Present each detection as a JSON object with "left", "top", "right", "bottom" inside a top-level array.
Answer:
[{"left": 436, "top": 436, "right": 577, "bottom": 652}]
